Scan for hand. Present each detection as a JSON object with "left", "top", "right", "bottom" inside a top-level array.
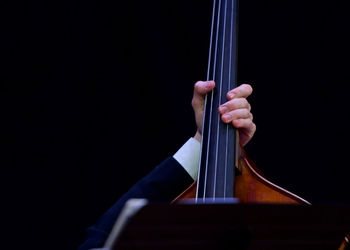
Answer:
[{"left": 191, "top": 81, "right": 256, "bottom": 146}]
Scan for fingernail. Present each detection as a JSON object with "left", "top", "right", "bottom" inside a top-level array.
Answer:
[
  {"left": 228, "top": 93, "right": 235, "bottom": 99},
  {"left": 218, "top": 106, "right": 227, "bottom": 113}
]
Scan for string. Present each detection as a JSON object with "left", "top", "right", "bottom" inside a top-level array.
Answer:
[
  {"left": 224, "top": 0, "right": 235, "bottom": 198},
  {"left": 213, "top": 0, "right": 228, "bottom": 199},
  {"left": 203, "top": 0, "right": 221, "bottom": 199},
  {"left": 196, "top": 0, "right": 217, "bottom": 201},
  {"left": 204, "top": 0, "right": 221, "bottom": 197}
]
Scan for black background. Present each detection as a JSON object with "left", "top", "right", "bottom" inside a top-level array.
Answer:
[{"left": 2, "top": 0, "right": 350, "bottom": 249}]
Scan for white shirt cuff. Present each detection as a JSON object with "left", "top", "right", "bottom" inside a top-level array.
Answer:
[{"left": 173, "top": 137, "right": 200, "bottom": 180}]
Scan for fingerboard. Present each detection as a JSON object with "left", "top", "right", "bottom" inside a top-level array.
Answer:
[{"left": 196, "top": 0, "right": 239, "bottom": 200}]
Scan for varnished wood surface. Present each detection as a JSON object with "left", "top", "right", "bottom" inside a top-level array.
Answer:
[{"left": 174, "top": 150, "right": 310, "bottom": 205}]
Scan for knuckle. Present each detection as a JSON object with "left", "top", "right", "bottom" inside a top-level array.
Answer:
[
  {"left": 248, "top": 103, "right": 251, "bottom": 111},
  {"left": 243, "top": 109, "right": 250, "bottom": 117},
  {"left": 227, "top": 99, "right": 237, "bottom": 109},
  {"left": 194, "top": 81, "right": 202, "bottom": 90},
  {"left": 232, "top": 98, "right": 243, "bottom": 109},
  {"left": 249, "top": 123, "right": 257, "bottom": 135},
  {"left": 191, "top": 98, "right": 198, "bottom": 108},
  {"left": 233, "top": 119, "right": 242, "bottom": 127},
  {"left": 252, "top": 122, "right": 256, "bottom": 131},
  {"left": 242, "top": 98, "right": 249, "bottom": 107}
]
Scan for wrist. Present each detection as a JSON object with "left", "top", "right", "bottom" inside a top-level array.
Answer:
[{"left": 194, "top": 131, "right": 201, "bottom": 142}]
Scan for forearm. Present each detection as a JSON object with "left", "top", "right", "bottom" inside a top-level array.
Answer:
[{"left": 78, "top": 156, "right": 194, "bottom": 250}]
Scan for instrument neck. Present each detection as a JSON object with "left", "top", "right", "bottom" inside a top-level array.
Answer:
[{"left": 196, "top": 0, "right": 239, "bottom": 200}]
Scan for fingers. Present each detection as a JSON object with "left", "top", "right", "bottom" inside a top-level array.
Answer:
[
  {"left": 221, "top": 108, "right": 253, "bottom": 124},
  {"left": 232, "top": 118, "right": 255, "bottom": 129},
  {"left": 191, "top": 81, "right": 255, "bottom": 145},
  {"left": 218, "top": 98, "right": 251, "bottom": 114},
  {"left": 233, "top": 119, "right": 257, "bottom": 146},
  {"left": 226, "top": 83, "right": 253, "bottom": 100},
  {"left": 218, "top": 83, "right": 255, "bottom": 146}
]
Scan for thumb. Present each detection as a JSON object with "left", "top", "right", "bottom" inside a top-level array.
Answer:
[{"left": 192, "top": 81, "right": 215, "bottom": 107}]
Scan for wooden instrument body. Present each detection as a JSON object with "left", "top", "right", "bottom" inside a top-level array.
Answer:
[{"left": 174, "top": 149, "right": 310, "bottom": 205}]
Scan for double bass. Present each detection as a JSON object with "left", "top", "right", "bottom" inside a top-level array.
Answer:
[{"left": 175, "top": 0, "right": 310, "bottom": 205}]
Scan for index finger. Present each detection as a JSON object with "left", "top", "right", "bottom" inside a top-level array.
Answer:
[{"left": 226, "top": 84, "right": 253, "bottom": 100}]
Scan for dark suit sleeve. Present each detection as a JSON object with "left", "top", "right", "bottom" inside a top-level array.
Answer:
[{"left": 78, "top": 157, "right": 194, "bottom": 250}]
